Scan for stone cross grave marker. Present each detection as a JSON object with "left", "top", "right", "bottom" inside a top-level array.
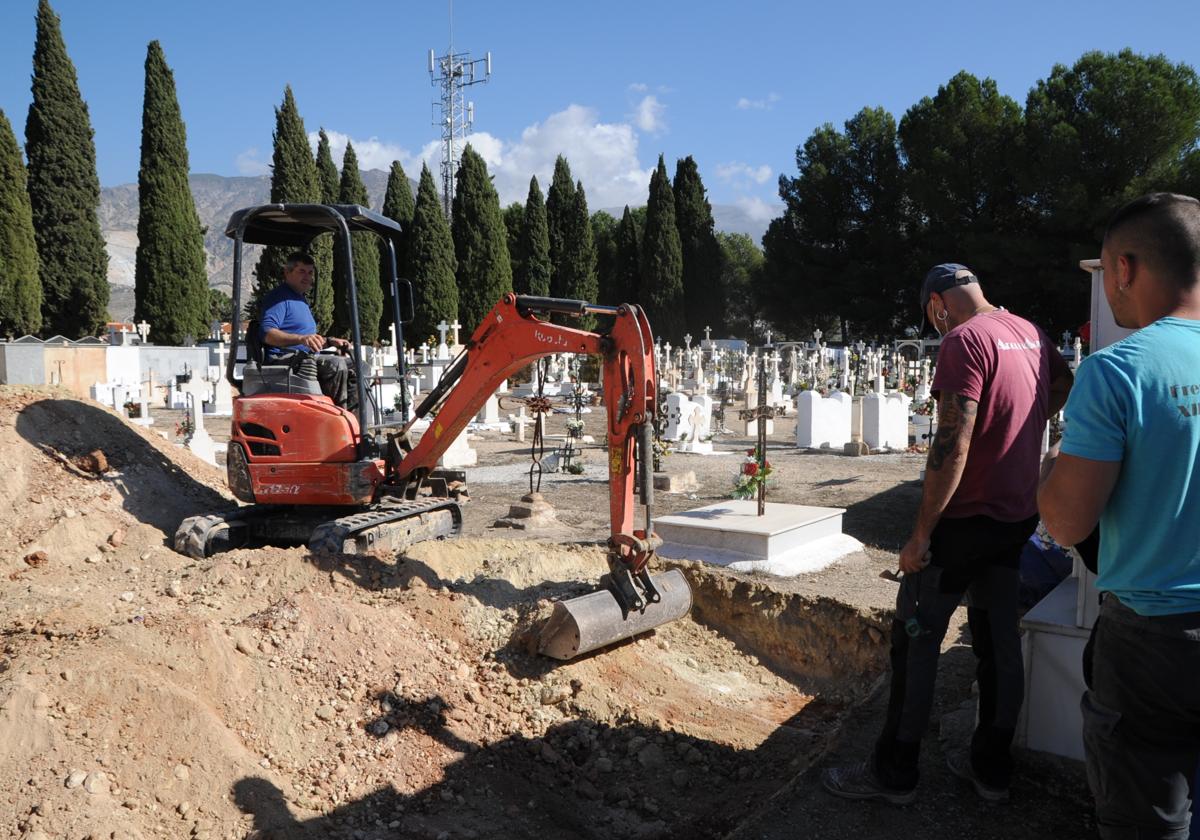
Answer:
[{"left": 136, "top": 320, "right": 151, "bottom": 343}]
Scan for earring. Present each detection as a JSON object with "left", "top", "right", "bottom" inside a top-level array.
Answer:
[{"left": 936, "top": 310, "right": 948, "bottom": 321}]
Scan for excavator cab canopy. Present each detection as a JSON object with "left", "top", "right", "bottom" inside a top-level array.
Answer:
[{"left": 226, "top": 203, "right": 403, "bottom": 246}]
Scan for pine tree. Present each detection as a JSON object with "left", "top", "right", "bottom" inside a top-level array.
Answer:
[
  {"left": 25, "top": 0, "right": 107, "bottom": 337},
  {"left": 404, "top": 164, "right": 457, "bottom": 346},
  {"left": 378, "top": 160, "right": 414, "bottom": 338},
  {"left": 331, "top": 143, "right": 381, "bottom": 343},
  {"left": 0, "top": 109, "right": 41, "bottom": 336},
  {"left": 673, "top": 156, "right": 724, "bottom": 335},
  {"left": 612, "top": 206, "right": 641, "bottom": 306},
  {"left": 545, "top": 156, "right": 576, "bottom": 299},
  {"left": 641, "top": 155, "right": 685, "bottom": 341},
  {"left": 310, "top": 127, "right": 339, "bottom": 331},
  {"left": 451, "top": 145, "right": 512, "bottom": 332},
  {"left": 132, "top": 41, "right": 209, "bottom": 346},
  {"left": 518, "top": 176, "right": 551, "bottom": 296},
  {"left": 250, "top": 86, "right": 319, "bottom": 317}
]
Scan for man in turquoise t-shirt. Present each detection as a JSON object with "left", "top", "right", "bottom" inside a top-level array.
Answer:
[{"left": 1041, "top": 192, "right": 1200, "bottom": 839}]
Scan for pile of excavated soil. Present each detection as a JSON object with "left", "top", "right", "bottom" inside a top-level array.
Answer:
[{"left": 0, "top": 388, "right": 884, "bottom": 840}]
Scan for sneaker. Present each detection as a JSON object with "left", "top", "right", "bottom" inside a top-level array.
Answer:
[
  {"left": 822, "top": 760, "right": 917, "bottom": 806},
  {"left": 945, "top": 750, "right": 1009, "bottom": 803}
]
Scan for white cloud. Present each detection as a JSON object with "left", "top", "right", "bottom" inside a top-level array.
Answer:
[
  {"left": 628, "top": 82, "right": 648, "bottom": 92},
  {"left": 734, "top": 196, "right": 782, "bottom": 223},
  {"left": 309, "top": 130, "right": 415, "bottom": 173},
  {"left": 463, "top": 105, "right": 652, "bottom": 209},
  {"left": 715, "top": 161, "right": 774, "bottom": 189},
  {"left": 632, "top": 95, "right": 667, "bottom": 135},
  {"left": 235, "top": 147, "right": 269, "bottom": 176},
  {"left": 736, "top": 92, "right": 782, "bottom": 111},
  {"left": 316, "top": 104, "right": 664, "bottom": 212}
]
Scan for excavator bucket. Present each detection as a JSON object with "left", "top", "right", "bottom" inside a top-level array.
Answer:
[{"left": 538, "top": 568, "right": 693, "bottom": 660}]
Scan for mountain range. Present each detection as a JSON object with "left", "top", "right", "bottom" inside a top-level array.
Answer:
[{"left": 98, "top": 171, "right": 770, "bottom": 321}]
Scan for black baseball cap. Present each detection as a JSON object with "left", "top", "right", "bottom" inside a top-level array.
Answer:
[{"left": 920, "top": 263, "right": 978, "bottom": 310}]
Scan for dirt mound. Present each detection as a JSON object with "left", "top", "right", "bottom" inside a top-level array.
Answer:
[{"left": 0, "top": 388, "right": 885, "bottom": 839}]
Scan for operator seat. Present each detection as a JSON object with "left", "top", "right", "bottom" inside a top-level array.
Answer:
[{"left": 240, "top": 318, "right": 322, "bottom": 397}]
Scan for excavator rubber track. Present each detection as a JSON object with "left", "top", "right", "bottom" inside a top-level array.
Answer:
[
  {"left": 307, "top": 497, "right": 463, "bottom": 555},
  {"left": 174, "top": 498, "right": 463, "bottom": 560}
]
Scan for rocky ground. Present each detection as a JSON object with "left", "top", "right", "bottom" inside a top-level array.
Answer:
[{"left": 0, "top": 387, "right": 1095, "bottom": 839}]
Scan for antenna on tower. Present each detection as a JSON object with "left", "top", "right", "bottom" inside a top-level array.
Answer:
[{"left": 429, "top": 2, "right": 491, "bottom": 219}]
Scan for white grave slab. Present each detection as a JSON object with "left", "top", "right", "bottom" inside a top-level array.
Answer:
[
  {"left": 677, "top": 394, "right": 714, "bottom": 454},
  {"left": 655, "top": 501, "right": 862, "bottom": 575}
]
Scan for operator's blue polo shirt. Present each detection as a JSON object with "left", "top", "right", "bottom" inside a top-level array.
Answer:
[{"left": 259, "top": 284, "right": 316, "bottom": 356}]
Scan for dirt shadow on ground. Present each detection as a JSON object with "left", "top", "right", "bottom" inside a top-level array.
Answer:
[
  {"left": 233, "top": 705, "right": 846, "bottom": 840},
  {"left": 14, "top": 398, "right": 231, "bottom": 537},
  {"left": 841, "top": 480, "right": 922, "bottom": 550}
]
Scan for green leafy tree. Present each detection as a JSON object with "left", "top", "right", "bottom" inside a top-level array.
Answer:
[
  {"left": 502, "top": 202, "right": 524, "bottom": 287},
  {"left": 208, "top": 287, "right": 233, "bottom": 323},
  {"left": 673, "top": 156, "right": 725, "bottom": 334},
  {"left": 717, "top": 232, "right": 763, "bottom": 340},
  {"left": 900, "top": 73, "right": 1025, "bottom": 314},
  {"left": 25, "top": 0, "right": 107, "bottom": 337},
  {"left": 250, "top": 86, "right": 319, "bottom": 317},
  {"left": 132, "top": 41, "right": 209, "bottom": 346},
  {"left": 451, "top": 145, "right": 512, "bottom": 331},
  {"left": 517, "top": 176, "right": 551, "bottom": 296},
  {"left": 310, "top": 127, "right": 340, "bottom": 331},
  {"left": 404, "top": 163, "right": 457, "bottom": 345},
  {"left": 640, "top": 155, "right": 685, "bottom": 341},
  {"left": 591, "top": 210, "right": 620, "bottom": 304},
  {"left": 764, "top": 107, "right": 904, "bottom": 340},
  {"left": 610, "top": 206, "right": 641, "bottom": 307},
  {"left": 332, "top": 143, "right": 382, "bottom": 342},
  {"left": 1022, "top": 50, "right": 1200, "bottom": 330},
  {"left": 0, "top": 108, "right": 41, "bottom": 336},
  {"left": 545, "top": 156, "right": 576, "bottom": 300},
  {"left": 378, "top": 160, "right": 415, "bottom": 339}
]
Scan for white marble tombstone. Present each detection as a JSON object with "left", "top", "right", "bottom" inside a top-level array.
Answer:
[
  {"left": 678, "top": 394, "right": 714, "bottom": 454},
  {"left": 795, "top": 389, "right": 852, "bottom": 449},
  {"left": 862, "top": 391, "right": 912, "bottom": 450},
  {"left": 664, "top": 392, "right": 695, "bottom": 442}
]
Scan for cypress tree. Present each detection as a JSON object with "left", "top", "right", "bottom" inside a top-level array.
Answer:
[
  {"left": 591, "top": 210, "right": 619, "bottom": 304},
  {"left": 611, "top": 205, "right": 641, "bottom": 306},
  {"left": 25, "top": 0, "right": 107, "bottom": 337},
  {"left": 545, "top": 156, "right": 576, "bottom": 299},
  {"left": 250, "top": 86, "right": 319, "bottom": 316},
  {"left": 0, "top": 109, "right": 41, "bottom": 336},
  {"left": 310, "top": 127, "right": 339, "bottom": 331},
  {"left": 332, "top": 143, "right": 381, "bottom": 343},
  {"left": 451, "top": 145, "right": 512, "bottom": 331},
  {"left": 673, "top": 156, "right": 725, "bottom": 335},
  {"left": 565, "top": 181, "right": 598, "bottom": 330},
  {"left": 378, "top": 160, "right": 414, "bottom": 338},
  {"left": 518, "top": 176, "right": 551, "bottom": 296},
  {"left": 133, "top": 41, "right": 209, "bottom": 346},
  {"left": 502, "top": 202, "right": 524, "bottom": 288},
  {"left": 641, "top": 155, "right": 685, "bottom": 341},
  {"left": 404, "top": 164, "right": 457, "bottom": 346},
  {"left": 315, "top": 128, "right": 340, "bottom": 203}
]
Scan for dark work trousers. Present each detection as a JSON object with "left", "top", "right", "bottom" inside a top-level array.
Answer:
[
  {"left": 272, "top": 351, "right": 357, "bottom": 411},
  {"left": 874, "top": 514, "right": 1037, "bottom": 791},
  {"left": 1081, "top": 595, "right": 1200, "bottom": 840}
]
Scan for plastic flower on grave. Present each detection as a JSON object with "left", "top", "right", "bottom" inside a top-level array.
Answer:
[
  {"left": 732, "top": 444, "right": 773, "bottom": 500},
  {"left": 742, "top": 461, "right": 759, "bottom": 477}
]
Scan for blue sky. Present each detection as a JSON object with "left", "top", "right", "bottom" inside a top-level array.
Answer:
[{"left": 2, "top": 0, "right": 1200, "bottom": 225}]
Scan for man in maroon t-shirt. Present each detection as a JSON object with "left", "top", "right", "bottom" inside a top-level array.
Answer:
[{"left": 825, "top": 263, "right": 1073, "bottom": 805}]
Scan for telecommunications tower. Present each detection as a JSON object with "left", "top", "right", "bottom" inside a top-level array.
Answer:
[{"left": 429, "top": 3, "right": 491, "bottom": 219}]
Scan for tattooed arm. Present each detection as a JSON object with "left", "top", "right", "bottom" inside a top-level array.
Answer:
[{"left": 897, "top": 391, "right": 979, "bottom": 573}]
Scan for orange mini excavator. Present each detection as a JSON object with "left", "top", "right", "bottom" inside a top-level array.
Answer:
[{"left": 174, "top": 204, "right": 690, "bottom": 658}]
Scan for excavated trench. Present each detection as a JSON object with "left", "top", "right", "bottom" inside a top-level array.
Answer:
[{"left": 346, "top": 538, "right": 894, "bottom": 840}]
